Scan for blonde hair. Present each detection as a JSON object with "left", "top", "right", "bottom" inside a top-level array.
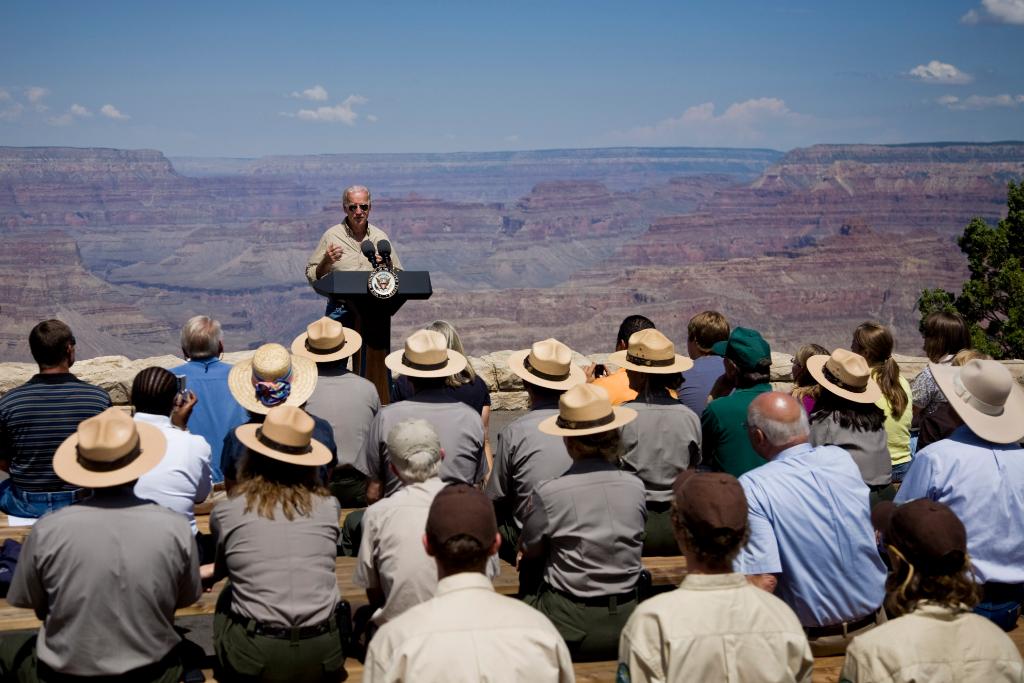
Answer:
[
  {"left": 426, "top": 320, "right": 477, "bottom": 388},
  {"left": 234, "top": 451, "right": 330, "bottom": 521},
  {"left": 885, "top": 544, "right": 979, "bottom": 617},
  {"left": 953, "top": 349, "right": 991, "bottom": 366}
]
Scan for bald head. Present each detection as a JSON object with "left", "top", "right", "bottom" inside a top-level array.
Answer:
[{"left": 747, "top": 391, "right": 810, "bottom": 459}]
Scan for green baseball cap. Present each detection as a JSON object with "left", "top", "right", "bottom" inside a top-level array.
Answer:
[{"left": 711, "top": 327, "right": 771, "bottom": 372}]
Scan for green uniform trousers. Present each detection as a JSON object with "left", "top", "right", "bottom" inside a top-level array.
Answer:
[
  {"left": 329, "top": 466, "right": 367, "bottom": 509},
  {"left": 0, "top": 633, "right": 181, "bottom": 683},
  {"left": 524, "top": 583, "right": 637, "bottom": 662},
  {"left": 641, "top": 505, "right": 681, "bottom": 557}
]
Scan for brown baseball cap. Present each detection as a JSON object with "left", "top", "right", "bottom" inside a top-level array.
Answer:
[
  {"left": 873, "top": 500, "right": 968, "bottom": 576},
  {"left": 426, "top": 483, "right": 498, "bottom": 546},
  {"left": 672, "top": 471, "right": 748, "bottom": 537}
]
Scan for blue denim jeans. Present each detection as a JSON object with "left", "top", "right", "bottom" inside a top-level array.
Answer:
[
  {"left": 975, "top": 582, "right": 1024, "bottom": 631},
  {"left": 890, "top": 459, "right": 913, "bottom": 483},
  {"left": 0, "top": 479, "right": 87, "bottom": 518}
]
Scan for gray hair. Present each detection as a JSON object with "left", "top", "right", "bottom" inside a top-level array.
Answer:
[
  {"left": 342, "top": 185, "right": 371, "bottom": 205},
  {"left": 180, "top": 315, "right": 222, "bottom": 360},
  {"left": 747, "top": 400, "right": 810, "bottom": 447},
  {"left": 387, "top": 418, "right": 442, "bottom": 483}
]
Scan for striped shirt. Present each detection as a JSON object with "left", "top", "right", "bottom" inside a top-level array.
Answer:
[{"left": 0, "top": 373, "right": 111, "bottom": 492}]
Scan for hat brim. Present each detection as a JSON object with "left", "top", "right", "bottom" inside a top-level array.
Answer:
[
  {"left": 931, "top": 363, "right": 1024, "bottom": 444},
  {"left": 228, "top": 355, "right": 319, "bottom": 415},
  {"left": 507, "top": 349, "right": 586, "bottom": 390},
  {"left": 384, "top": 348, "right": 468, "bottom": 378},
  {"left": 806, "top": 355, "right": 882, "bottom": 404},
  {"left": 290, "top": 326, "right": 362, "bottom": 363},
  {"left": 53, "top": 421, "right": 167, "bottom": 489},
  {"left": 607, "top": 350, "right": 694, "bottom": 375},
  {"left": 538, "top": 406, "right": 637, "bottom": 437},
  {"left": 234, "top": 423, "right": 333, "bottom": 467}
]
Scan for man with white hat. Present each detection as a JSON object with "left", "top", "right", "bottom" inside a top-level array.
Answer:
[
  {"left": 293, "top": 317, "right": 380, "bottom": 507},
  {"left": 222, "top": 343, "right": 338, "bottom": 489},
  {"left": 0, "top": 408, "right": 202, "bottom": 681},
  {"left": 486, "top": 338, "right": 582, "bottom": 561},
  {"left": 895, "top": 358, "right": 1024, "bottom": 631},
  {"left": 360, "top": 329, "right": 485, "bottom": 503}
]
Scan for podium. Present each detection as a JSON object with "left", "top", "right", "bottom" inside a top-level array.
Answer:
[{"left": 313, "top": 271, "right": 432, "bottom": 404}]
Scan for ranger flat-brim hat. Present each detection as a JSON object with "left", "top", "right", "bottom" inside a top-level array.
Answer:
[
  {"left": 608, "top": 328, "right": 694, "bottom": 374},
  {"left": 507, "top": 337, "right": 586, "bottom": 390},
  {"left": 932, "top": 359, "right": 1024, "bottom": 444},
  {"left": 54, "top": 407, "right": 166, "bottom": 488},
  {"left": 234, "top": 405, "right": 332, "bottom": 467},
  {"left": 539, "top": 383, "right": 636, "bottom": 437},
  {"left": 807, "top": 348, "right": 882, "bottom": 404},
  {"left": 228, "top": 343, "right": 318, "bottom": 415},
  {"left": 385, "top": 329, "right": 468, "bottom": 378},
  {"left": 291, "top": 316, "right": 362, "bottom": 363}
]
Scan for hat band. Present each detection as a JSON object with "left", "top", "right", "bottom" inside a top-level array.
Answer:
[
  {"left": 626, "top": 352, "right": 676, "bottom": 368},
  {"left": 305, "top": 338, "right": 346, "bottom": 355},
  {"left": 556, "top": 411, "right": 615, "bottom": 430},
  {"left": 823, "top": 364, "right": 867, "bottom": 393},
  {"left": 256, "top": 427, "right": 312, "bottom": 455},
  {"left": 524, "top": 356, "right": 571, "bottom": 382},
  {"left": 76, "top": 440, "right": 142, "bottom": 472},
  {"left": 953, "top": 374, "right": 1004, "bottom": 417},
  {"left": 401, "top": 354, "right": 449, "bottom": 371}
]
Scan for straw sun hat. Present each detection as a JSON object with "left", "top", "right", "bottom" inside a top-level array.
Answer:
[
  {"left": 234, "top": 405, "right": 332, "bottom": 467},
  {"left": 807, "top": 348, "right": 882, "bottom": 404},
  {"left": 53, "top": 407, "right": 166, "bottom": 488},
  {"left": 385, "top": 329, "right": 468, "bottom": 378},
  {"left": 932, "top": 359, "right": 1024, "bottom": 444},
  {"left": 228, "top": 343, "right": 318, "bottom": 415},
  {"left": 507, "top": 338, "right": 586, "bottom": 391},
  {"left": 539, "top": 384, "right": 637, "bottom": 437},
  {"left": 291, "top": 316, "right": 362, "bottom": 363},
  {"left": 608, "top": 329, "right": 693, "bottom": 374}
]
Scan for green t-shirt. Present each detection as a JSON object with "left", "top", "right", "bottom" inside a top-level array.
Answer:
[{"left": 700, "top": 384, "right": 772, "bottom": 477}]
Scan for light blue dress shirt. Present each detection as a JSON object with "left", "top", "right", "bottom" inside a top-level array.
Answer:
[
  {"left": 734, "top": 442, "right": 887, "bottom": 627},
  {"left": 170, "top": 358, "right": 248, "bottom": 483},
  {"left": 895, "top": 425, "right": 1024, "bottom": 585}
]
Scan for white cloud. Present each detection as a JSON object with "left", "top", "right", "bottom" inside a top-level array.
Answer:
[
  {"left": 365, "top": 113, "right": 378, "bottom": 123},
  {"left": 70, "top": 103, "right": 92, "bottom": 117},
  {"left": 909, "top": 61, "right": 973, "bottom": 85},
  {"left": 48, "top": 103, "right": 93, "bottom": 126},
  {"left": 295, "top": 95, "right": 367, "bottom": 124},
  {"left": 613, "top": 97, "right": 812, "bottom": 146},
  {"left": 962, "top": 0, "right": 1024, "bottom": 24},
  {"left": 290, "top": 84, "right": 328, "bottom": 101},
  {"left": 100, "top": 104, "right": 130, "bottom": 120},
  {"left": 0, "top": 89, "right": 10, "bottom": 102},
  {"left": 0, "top": 102, "right": 24, "bottom": 121},
  {"left": 937, "top": 93, "right": 1024, "bottom": 110},
  {"left": 25, "top": 86, "right": 48, "bottom": 104}
]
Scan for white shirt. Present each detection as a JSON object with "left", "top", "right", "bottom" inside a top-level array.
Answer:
[{"left": 133, "top": 412, "right": 213, "bottom": 534}]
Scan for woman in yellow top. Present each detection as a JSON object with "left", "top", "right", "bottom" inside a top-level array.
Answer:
[{"left": 852, "top": 322, "right": 913, "bottom": 483}]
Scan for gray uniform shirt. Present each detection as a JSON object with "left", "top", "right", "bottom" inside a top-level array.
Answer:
[
  {"left": 361, "top": 389, "right": 484, "bottom": 496},
  {"left": 8, "top": 493, "right": 201, "bottom": 677},
  {"left": 304, "top": 367, "right": 380, "bottom": 469},
  {"left": 621, "top": 396, "right": 701, "bottom": 503},
  {"left": 521, "top": 458, "right": 647, "bottom": 597},
  {"left": 485, "top": 403, "right": 572, "bottom": 530},
  {"left": 809, "top": 415, "right": 892, "bottom": 486},
  {"left": 211, "top": 493, "right": 341, "bottom": 627}
]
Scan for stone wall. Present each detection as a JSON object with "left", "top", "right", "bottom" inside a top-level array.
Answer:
[{"left": 2, "top": 351, "right": 1022, "bottom": 409}]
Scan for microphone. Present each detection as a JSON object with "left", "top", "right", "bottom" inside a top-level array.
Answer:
[
  {"left": 360, "top": 240, "right": 377, "bottom": 267},
  {"left": 377, "top": 240, "right": 393, "bottom": 270}
]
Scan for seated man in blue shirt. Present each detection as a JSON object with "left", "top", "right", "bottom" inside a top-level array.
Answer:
[
  {"left": 895, "top": 359, "right": 1024, "bottom": 631},
  {"left": 171, "top": 315, "right": 248, "bottom": 483},
  {"left": 734, "top": 391, "right": 887, "bottom": 656}
]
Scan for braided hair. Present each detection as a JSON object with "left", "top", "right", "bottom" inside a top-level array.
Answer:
[{"left": 131, "top": 366, "right": 178, "bottom": 416}]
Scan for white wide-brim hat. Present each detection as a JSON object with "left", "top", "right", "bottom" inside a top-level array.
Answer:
[{"left": 932, "top": 360, "right": 1024, "bottom": 444}]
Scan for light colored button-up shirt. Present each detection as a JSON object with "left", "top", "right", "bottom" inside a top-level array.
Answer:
[
  {"left": 133, "top": 412, "right": 213, "bottom": 535},
  {"left": 618, "top": 573, "right": 813, "bottom": 683},
  {"left": 305, "top": 221, "right": 403, "bottom": 285},
  {"left": 894, "top": 425, "right": 1024, "bottom": 584},
  {"left": 621, "top": 396, "right": 701, "bottom": 502},
  {"left": 840, "top": 601, "right": 1024, "bottom": 682},
  {"left": 734, "top": 442, "right": 887, "bottom": 627},
  {"left": 364, "top": 571, "right": 575, "bottom": 683},
  {"left": 304, "top": 367, "right": 380, "bottom": 469}
]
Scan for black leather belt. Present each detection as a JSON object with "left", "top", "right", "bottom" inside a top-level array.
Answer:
[
  {"left": 547, "top": 582, "right": 638, "bottom": 607},
  {"left": 804, "top": 611, "right": 877, "bottom": 639},
  {"left": 229, "top": 610, "right": 335, "bottom": 640}
]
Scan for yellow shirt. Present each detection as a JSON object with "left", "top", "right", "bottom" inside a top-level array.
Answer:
[
  {"left": 305, "top": 221, "right": 404, "bottom": 285},
  {"left": 875, "top": 374, "right": 913, "bottom": 466}
]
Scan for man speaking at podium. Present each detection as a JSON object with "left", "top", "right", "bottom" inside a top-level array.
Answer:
[{"left": 305, "top": 184, "right": 403, "bottom": 324}]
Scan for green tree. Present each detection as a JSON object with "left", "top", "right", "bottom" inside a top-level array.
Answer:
[{"left": 918, "top": 180, "right": 1024, "bottom": 359}]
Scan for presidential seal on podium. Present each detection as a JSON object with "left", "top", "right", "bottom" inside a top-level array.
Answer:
[{"left": 369, "top": 266, "right": 399, "bottom": 299}]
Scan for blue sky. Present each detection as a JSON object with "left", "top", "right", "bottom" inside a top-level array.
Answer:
[{"left": 1, "top": 0, "right": 1022, "bottom": 156}]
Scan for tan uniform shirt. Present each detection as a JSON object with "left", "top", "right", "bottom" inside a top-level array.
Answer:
[
  {"left": 618, "top": 573, "right": 813, "bottom": 683},
  {"left": 305, "top": 221, "right": 404, "bottom": 285},
  {"left": 840, "top": 602, "right": 1024, "bottom": 682},
  {"left": 364, "top": 572, "right": 575, "bottom": 683},
  {"left": 304, "top": 367, "right": 380, "bottom": 469},
  {"left": 211, "top": 493, "right": 340, "bottom": 627},
  {"left": 8, "top": 493, "right": 201, "bottom": 676}
]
